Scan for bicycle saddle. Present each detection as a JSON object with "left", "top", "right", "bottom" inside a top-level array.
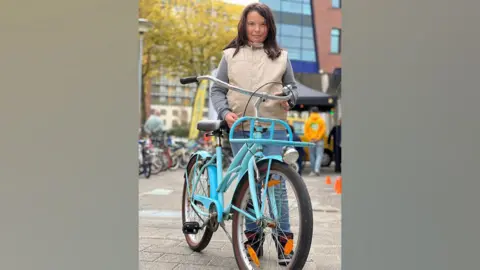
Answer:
[{"left": 197, "top": 120, "right": 228, "bottom": 132}]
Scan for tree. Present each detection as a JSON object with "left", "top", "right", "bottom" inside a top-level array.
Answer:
[
  {"left": 162, "top": 0, "right": 242, "bottom": 78},
  {"left": 138, "top": 0, "right": 243, "bottom": 123},
  {"left": 169, "top": 126, "right": 190, "bottom": 138},
  {"left": 138, "top": 0, "right": 176, "bottom": 124}
]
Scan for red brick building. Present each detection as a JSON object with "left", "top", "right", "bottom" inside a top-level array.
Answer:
[{"left": 312, "top": 0, "right": 342, "bottom": 74}]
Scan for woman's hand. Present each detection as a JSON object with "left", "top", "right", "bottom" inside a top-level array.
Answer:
[
  {"left": 224, "top": 112, "right": 238, "bottom": 128},
  {"left": 274, "top": 91, "right": 291, "bottom": 111}
]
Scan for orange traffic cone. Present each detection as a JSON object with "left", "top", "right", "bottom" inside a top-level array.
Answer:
[
  {"left": 325, "top": 175, "right": 332, "bottom": 185},
  {"left": 334, "top": 176, "right": 342, "bottom": 194}
]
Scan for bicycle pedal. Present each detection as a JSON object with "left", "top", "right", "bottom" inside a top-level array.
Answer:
[{"left": 182, "top": 221, "right": 201, "bottom": 234}]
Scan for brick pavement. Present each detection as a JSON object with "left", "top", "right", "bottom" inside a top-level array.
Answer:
[{"left": 139, "top": 167, "right": 341, "bottom": 270}]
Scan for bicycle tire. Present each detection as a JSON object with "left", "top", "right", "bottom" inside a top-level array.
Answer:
[
  {"left": 179, "top": 153, "right": 189, "bottom": 169},
  {"left": 150, "top": 157, "right": 163, "bottom": 175},
  {"left": 169, "top": 156, "right": 180, "bottom": 171},
  {"left": 231, "top": 160, "right": 313, "bottom": 269},
  {"left": 158, "top": 151, "right": 171, "bottom": 172},
  {"left": 181, "top": 158, "right": 214, "bottom": 252},
  {"left": 143, "top": 163, "right": 151, "bottom": 179}
]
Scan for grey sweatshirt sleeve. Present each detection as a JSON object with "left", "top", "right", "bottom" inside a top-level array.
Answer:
[
  {"left": 282, "top": 58, "right": 296, "bottom": 86},
  {"left": 282, "top": 58, "right": 299, "bottom": 105},
  {"left": 209, "top": 55, "right": 231, "bottom": 120}
]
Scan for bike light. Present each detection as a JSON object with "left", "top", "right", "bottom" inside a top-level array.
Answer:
[{"left": 282, "top": 147, "right": 299, "bottom": 165}]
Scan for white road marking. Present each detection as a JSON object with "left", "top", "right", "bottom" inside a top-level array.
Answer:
[{"left": 141, "top": 188, "right": 173, "bottom": 196}]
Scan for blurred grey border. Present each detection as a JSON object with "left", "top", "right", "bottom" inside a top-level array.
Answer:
[
  {"left": 1, "top": 0, "right": 480, "bottom": 269},
  {"left": 0, "top": 0, "right": 139, "bottom": 269},
  {"left": 343, "top": 0, "right": 480, "bottom": 269}
]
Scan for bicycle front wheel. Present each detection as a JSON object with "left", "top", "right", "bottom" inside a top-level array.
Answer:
[{"left": 231, "top": 161, "right": 313, "bottom": 269}]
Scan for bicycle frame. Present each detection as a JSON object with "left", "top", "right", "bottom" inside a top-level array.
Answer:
[{"left": 185, "top": 116, "right": 313, "bottom": 225}]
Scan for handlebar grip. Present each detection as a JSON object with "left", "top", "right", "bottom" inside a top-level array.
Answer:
[
  {"left": 179, "top": 76, "right": 198, "bottom": 84},
  {"left": 280, "top": 84, "right": 297, "bottom": 108}
]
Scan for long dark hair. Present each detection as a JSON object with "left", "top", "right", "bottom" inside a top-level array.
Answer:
[{"left": 224, "top": 3, "right": 282, "bottom": 60}]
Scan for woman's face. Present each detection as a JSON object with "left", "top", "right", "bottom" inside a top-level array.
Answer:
[{"left": 246, "top": 11, "right": 268, "bottom": 44}]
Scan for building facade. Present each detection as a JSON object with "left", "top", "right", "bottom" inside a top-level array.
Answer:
[
  {"left": 261, "top": 0, "right": 319, "bottom": 73},
  {"left": 149, "top": 75, "right": 210, "bottom": 130},
  {"left": 312, "top": 0, "right": 342, "bottom": 74},
  {"left": 150, "top": 103, "right": 209, "bottom": 130},
  {"left": 260, "top": 0, "right": 342, "bottom": 92}
]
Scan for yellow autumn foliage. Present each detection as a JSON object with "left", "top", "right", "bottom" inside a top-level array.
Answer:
[{"left": 139, "top": 0, "right": 243, "bottom": 81}]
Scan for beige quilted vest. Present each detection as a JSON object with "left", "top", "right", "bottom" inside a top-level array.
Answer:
[{"left": 223, "top": 46, "right": 288, "bottom": 130}]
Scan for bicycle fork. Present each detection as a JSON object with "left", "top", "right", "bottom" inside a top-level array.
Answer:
[{"left": 246, "top": 157, "right": 280, "bottom": 227}]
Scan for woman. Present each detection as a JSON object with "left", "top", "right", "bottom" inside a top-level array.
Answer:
[{"left": 210, "top": 3, "right": 298, "bottom": 266}]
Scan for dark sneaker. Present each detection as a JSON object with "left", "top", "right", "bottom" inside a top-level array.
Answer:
[
  {"left": 244, "top": 230, "right": 264, "bottom": 260},
  {"left": 274, "top": 232, "right": 294, "bottom": 266}
]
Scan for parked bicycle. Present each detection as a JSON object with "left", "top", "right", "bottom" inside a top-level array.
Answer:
[
  {"left": 149, "top": 135, "right": 189, "bottom": 173},
  {"left": 138, "top": 139, "right": 153, "bottom": 178},
  {"left": 179, "top": 75, "right": 314, "bottom": 269},
  {"left": 169, "top": 143, "right": 189, "bottom": 170}
]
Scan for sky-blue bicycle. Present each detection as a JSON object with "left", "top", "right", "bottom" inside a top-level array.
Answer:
[{"left": 179, "top": 75, "right": 314, "bottom": 269}]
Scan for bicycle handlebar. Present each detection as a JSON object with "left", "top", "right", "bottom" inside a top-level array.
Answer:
[
  {"left": 179, "top": 76, "right": 198, "bottom": 84},
  {"left": 179, "top": 75, "right": 294, "bottom": 101}
]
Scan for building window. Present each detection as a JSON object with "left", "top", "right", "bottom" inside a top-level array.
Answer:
[
  {"left": 150, "top": 96, "right": 159, "bottom": 105},
  {"left": 175, "top": 86, "right": 182, "bottom": 96},
  {"left": 301, "top": 50, "right": 317, "bottom": 61},
  {"left": 332, "top": 0, "right": 341, "bottom": 9},
  {"left": 181, "top": 110, "right": 188, "bottom": 121},
  {"left": 262, "top": 0, "right": 280, "bottom": 10},
  {"left": 280, "top": 24, "right": 302, "bottom": 37},
  {"left": 302, "top": 4, "right": 311, "bottom": 15},
  {"left": 280, "top": 36, "right": 301, "bottom": 49},
  {"left": 302, "top": 26, "right": 314, "bottom": 38},
  {"left": 151, "top": 96, "right": 168, "bottom": 105},
  {"left": 302, "top": 38, "right": 315, "bottom": 50},
  {"left": 330, "top": 28, "right": 341, "bottom": 54},
  {"left": 285, "top": 48, "right": 301, "bottom": 60},
  {"left": 281, "top": 1, "right": 302, "bottom": 14}
]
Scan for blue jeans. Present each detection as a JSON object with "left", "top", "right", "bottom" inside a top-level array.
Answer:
[
  {"left": 230, "top": 130, "right": 291, "bottom": 234},
  {"left": 309, "top": 140, "right": 324, "bottom": 173}
]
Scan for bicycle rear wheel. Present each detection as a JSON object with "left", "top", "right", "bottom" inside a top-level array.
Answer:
[{"left": 231, "top": 161, "right": 313, "bottom": 269}]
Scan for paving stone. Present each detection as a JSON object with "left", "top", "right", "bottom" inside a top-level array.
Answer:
[
  {"left": 139, "top": 261, "right": 178, "bottom": 270},
  {"left": 139, "top": 252, "right": 164, "bottom": 262},
  {"left": 160, "top": 253, "right": 213, "bottom": 265}
]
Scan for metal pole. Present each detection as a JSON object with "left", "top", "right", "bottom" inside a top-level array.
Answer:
[{"left": 139, "top": 33, "right": 144, "bottom": 119}]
